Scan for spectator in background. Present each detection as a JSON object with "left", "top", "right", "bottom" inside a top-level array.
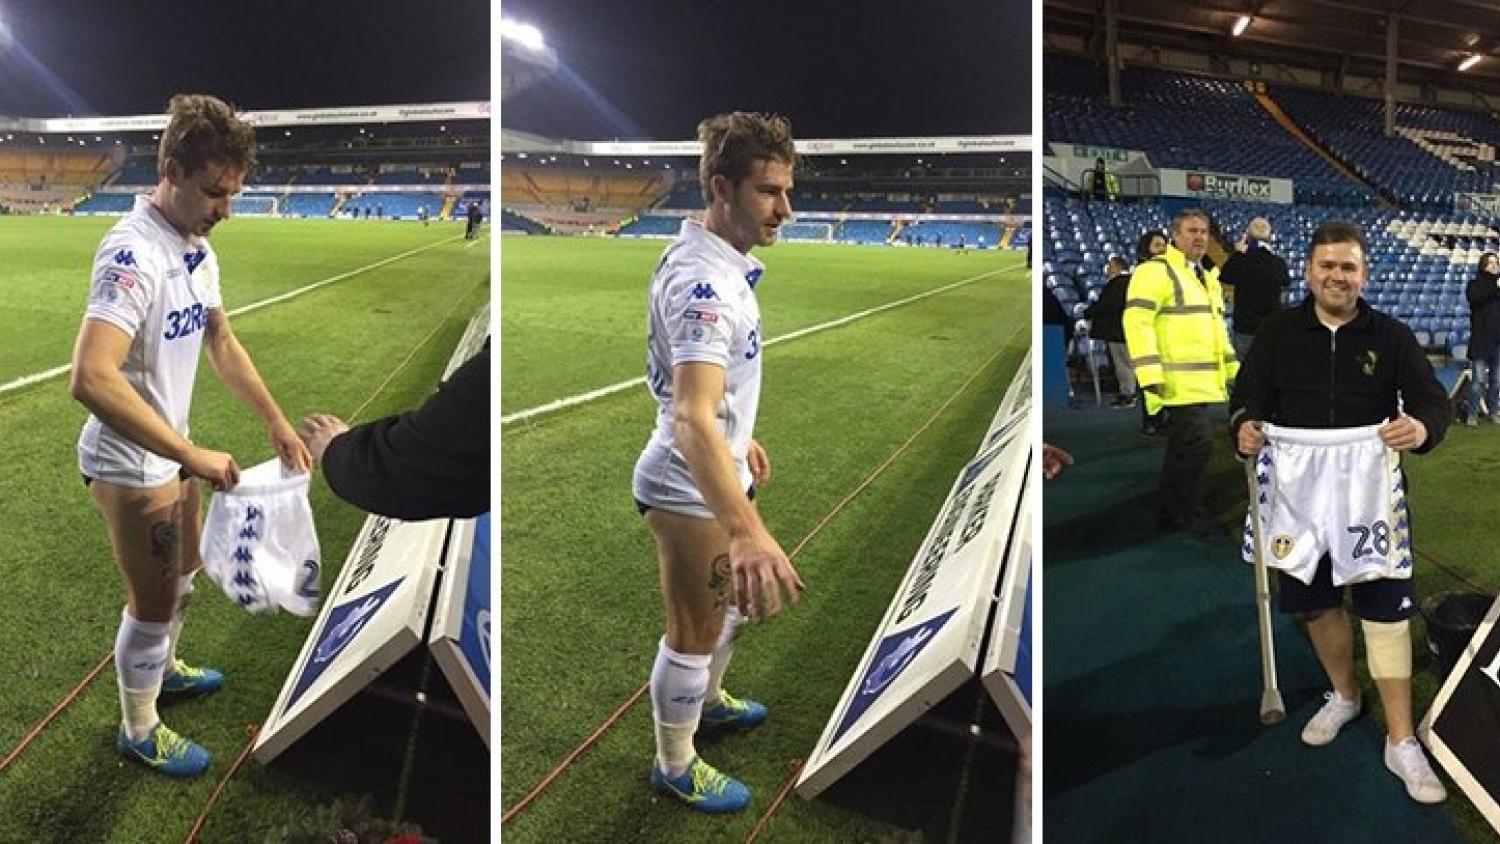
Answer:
[
  {"left": 1219, "top": 217, "right": 1290, "bottom": 362},
  {"left": 1136, "top": 230, "right": 1168, "bottom": 435},
  {"left": 1466, "top": 251, "right": 1500, "bottom": 426},
  {"left": 1084, "top": 157, "right": 1119, "bottom": 203},
  {"left": 465, "top": 201, "right": 483, "bottom": 240},
  {"left": 300, "top": 341, "right": 489, "bottom": 520},
  {"left": 1086, "top": 255, "right": 1137, "bottom": 409}
]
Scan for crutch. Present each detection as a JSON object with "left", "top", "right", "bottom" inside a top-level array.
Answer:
[{"left": 1245, "top": 453, "right": 1287, "bottom": 725}]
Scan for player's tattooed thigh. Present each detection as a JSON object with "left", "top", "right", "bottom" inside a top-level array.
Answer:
[
  {"left": 149, "top": 501, "right": 183, "bottom": 579},
  {"left": 708, "top": 553, "right": 732, "bottom": 611}
]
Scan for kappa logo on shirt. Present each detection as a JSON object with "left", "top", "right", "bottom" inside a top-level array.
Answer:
[
  {"left": 183, "top": 249, "right": 207, "bottom": 274},
  {"left": 745, "top": 268, "right": 763, "bottom": 289},
  {"left": 113, "top": 249, "right": 136, "bottom": 267},
  {"left": 690, "top": 282, "right": 719, "bottom": 301}
]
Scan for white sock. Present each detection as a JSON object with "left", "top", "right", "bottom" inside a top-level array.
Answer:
[
  {"left": 704, "top": 606, "right": 744, "bottom": 710},
  {"left": 650, "top": 638, "right": 710, "bottom": 777},
  {"left": 115, "top": 610, "right": 171, "bottom": 741},
  {"left": 165, "top": 571, "right": 197, "bottom": 674}
]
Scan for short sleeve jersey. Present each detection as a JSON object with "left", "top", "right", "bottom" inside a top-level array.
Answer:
[
  {"left": 78, "top": 195, "right": 223, "bottom": 487},
  {"left": 633, "top": 219, "right": 765, "bottom": 516}
]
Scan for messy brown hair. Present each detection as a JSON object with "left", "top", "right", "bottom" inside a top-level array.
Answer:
[
  {"left": 696, "top": 112, "right": 797, "bottom": 205},
  {"left": 157, "top": 94, "right": 256, "bottom": 179}
]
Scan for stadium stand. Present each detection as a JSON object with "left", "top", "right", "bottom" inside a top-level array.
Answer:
[
  {"left": 1044, "top": 55, "right": 1373, "bottom": 206},
  {"left": 1040, "top": 53, "right": 1500, "bottom": 385}
]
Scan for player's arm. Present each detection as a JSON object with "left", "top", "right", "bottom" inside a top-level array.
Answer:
[
  {"left": 673, "top": 363, "right": 803, "bottom": 619},
  {"left": 203, "top": 308, "right": 311, "bottom": 472},
  {"left": 70, "top": 319, "right": 239, "bottom": 488}
]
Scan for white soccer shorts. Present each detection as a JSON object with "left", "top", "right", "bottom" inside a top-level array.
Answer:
[{"left": 1241, "top": 423, "right": 1412, "bottom": 586}]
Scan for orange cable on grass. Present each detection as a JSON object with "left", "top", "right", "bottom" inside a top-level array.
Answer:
[
  {"left": 0, "top": 649, "right": 113, "bottom": 775},
  {"left": 502, "top": 343, "right": 1014, "bottom": 824},
  {"left": 183, "top": 723, "right": 261, "bottom": 843},
  {"left": 1413, "top": 545, "right": 1495, "bottom": 597},
  {"left": 744, "top": 758, "right": 805, "bottom": 843}
]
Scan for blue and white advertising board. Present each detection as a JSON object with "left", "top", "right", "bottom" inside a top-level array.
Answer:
[
  {"left": 797, "top": 368, "right": 1032, "bottom": 798},
  {"left": 254, "top": 515, "right": 447, "bottom": 763},
  {"left": 429, "top": 514, "right": 491, "bottom": 746}
]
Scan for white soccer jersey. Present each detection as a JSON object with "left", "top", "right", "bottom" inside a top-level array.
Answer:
[
  {"left": 78, "top": 195, "right": 223, "bottom": 487},
  {"left": 1241, "top": 423, "right": 1412, "bottom": 586},
  {"left": 633, "top": 219, "right": 765, "bottom": 518}
]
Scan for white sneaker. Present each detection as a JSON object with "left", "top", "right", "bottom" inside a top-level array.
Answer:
[
  {"left": 1384, "top": 737, "right": 1447, "bottom": 804},
  {"left": 1301, "top": 690, "right": 1361, "bottom": 746}
]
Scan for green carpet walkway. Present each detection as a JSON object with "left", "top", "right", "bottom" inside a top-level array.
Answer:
[{"left": 1043, "top": 402, "right": 1460, "bottom": 842}]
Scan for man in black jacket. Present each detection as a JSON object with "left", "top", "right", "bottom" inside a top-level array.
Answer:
[
  {"left": 299, "top": 340, "right": 489, "bottom": 520},
  {"left": 1085, "top": 255, "right": 1135, "bottom": 408},
  {"left": 1231, "top": 221, "right": 1449, "bottom": 805},
  {"left": 1219, "top": 217, "right": 1290, "bottom": 362}
]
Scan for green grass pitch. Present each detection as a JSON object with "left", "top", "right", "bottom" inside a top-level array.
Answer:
[
  {"left": 0, "top": 215, "right": 490, "bottom": 842},
  {"left": 501, "top": 236, "right": 1030, "bottom": 841}
]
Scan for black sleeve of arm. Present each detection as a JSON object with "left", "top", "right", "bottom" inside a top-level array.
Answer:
[
  {"left": 322, "top": 344, "right": 491, "bottom": 519},
  {"left": 1394, "top": 325, "right": 1450, "bottom": 454},
  {"left": 1228, "top": 330, "right": 1274, "bottom": 452},
  {"left": 1468, "top": 276, "right": 1499, "bottom": 307}
]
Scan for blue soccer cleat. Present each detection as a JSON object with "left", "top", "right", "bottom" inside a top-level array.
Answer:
[
  {"left": 650, "top": 757, "right": 751, "bottom": 814},
  {"left": 116, "top": 723, "right": 211, "bottom": 778},
  {"left": 699, "top": 691, "right": 768, "bottom": 732},
  {"left": 160, "top": 660, "right": 225, "bottom": 699}
]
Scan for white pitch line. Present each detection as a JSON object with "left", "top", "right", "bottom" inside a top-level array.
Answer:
[
  {"left": 0, "top": 234, "right": 466, "bottom": 396},
  {"left": 501, "top": 266, "right": 1012, "bottom": 426}
]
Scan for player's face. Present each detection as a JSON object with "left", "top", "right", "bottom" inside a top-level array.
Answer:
[
  {"left": 1306, "top": 241, "right": 1367, "bottom": 320},
  {"left": 166, "top": 159, "right": 244, "bottom": 238},
  {"left": 725, "top": 157, "right": 794, "bottom": 251},
  {"left": 1172, "top": 216, "right": 1209, "bottom": 262}
]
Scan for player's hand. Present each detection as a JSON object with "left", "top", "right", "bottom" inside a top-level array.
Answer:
[
  {"left": 183, "top": 446, "right": 239, "bottom": 491},
  {"left": 299, "top": 413, "right": 350, "bottom": 467},
  {"left": 270, "top": 416, "right": 313, "bottom": 473},
  {"left": 748, "top": 438, "right": 772, "bottom": 488},
  {"left": 1237, "top": 420, "right": 1266, "bottom": 457},
  {"left": 1378, "top": 414, "right": 1428, "bottom": 452},
  {"left": 729, "top": 529, "right": 804, "bottom": 622},
  {"left": 1042, "top": 443, "right": 1074, "bottom": 480}
]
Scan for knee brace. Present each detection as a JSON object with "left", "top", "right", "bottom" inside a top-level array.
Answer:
[{"left": 1362, "top": 619, "right": 1412, "bottom": 680}]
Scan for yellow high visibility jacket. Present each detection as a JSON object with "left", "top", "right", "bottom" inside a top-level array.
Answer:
[{"left": 1123, "top": 244, "right": 1238, "bottom": 414}]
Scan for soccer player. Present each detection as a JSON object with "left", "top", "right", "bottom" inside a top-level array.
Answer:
[
  {"left": 69, "top": 94, "right": 311, "bottom": 779},
  {"left": 632, "top": 112, "right": 804, "bottom": 814}
]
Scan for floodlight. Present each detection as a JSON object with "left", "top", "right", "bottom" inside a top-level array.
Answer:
[
  {"left": 1232, "top": 16, "right": 1251, "bottom": 37},
  {"left": 1460, "top": 54, "right": 1482, "bottom": 72},
  {"left": 501, "top": 19, "right": 546, "bottom": 52}
]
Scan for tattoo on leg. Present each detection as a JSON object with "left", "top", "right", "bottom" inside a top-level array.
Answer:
[
  {"left": 708, "top": 554, "right": 732, "bottom": 612},
  {"left": 150, "top": 502, "right": 182, "bottom": 581}
]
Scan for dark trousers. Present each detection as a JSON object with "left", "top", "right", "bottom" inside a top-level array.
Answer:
[{"left": 1160, "top": 403, "right": 1212, "bottom": 524}]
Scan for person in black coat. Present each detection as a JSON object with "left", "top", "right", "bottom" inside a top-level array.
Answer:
[
  {"left": 299, "top": 340, "right": 489, "bottom": 520},
  {"left": 1219, "top": 217, "right": 1291, "bottom": 362},
  {"left": 1085, "top": 255, "right": 1136, "bottom": 407},
  {"left": 1135, "top": 230, "right": 1168, "bottom": 432},
  {"left": 1466, "top": 251, "right": 1500, "bottom": 424}
]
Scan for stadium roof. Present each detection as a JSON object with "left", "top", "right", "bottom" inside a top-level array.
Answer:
[{"left": 1046, "top": 0, "right": 1500, "bottom": 96}]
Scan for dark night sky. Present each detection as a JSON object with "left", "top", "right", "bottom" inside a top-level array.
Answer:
[
  {"left": 0, "top": 0, "right": 490, "bottom": 117},
  {"left": 501, "top": 0, "right": 1030, "bottom": 141}
]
